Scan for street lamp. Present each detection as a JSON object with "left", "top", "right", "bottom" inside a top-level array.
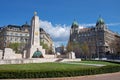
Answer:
[
  {"left": 2, "top": 42, "right": 6, "bottom": 59},
  {"left": 96, "top": 41, "right": 100, "bottom": 60}
]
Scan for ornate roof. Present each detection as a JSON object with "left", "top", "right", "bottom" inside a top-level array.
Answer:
[
  {"left": 22, "top": 22, "right": 30, "bottom": 28},
  {"left": 71, "top": 20, "right": 79, "bottom": 28},
  {"left": 7, "top": 25, "right": 21, "bottom": 28},
  {"left": 96, "top": 16, "right": 105, "bottom": 26}
]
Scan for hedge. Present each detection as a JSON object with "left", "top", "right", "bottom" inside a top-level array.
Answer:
[{"left": 0, "top": 65, "right": 120, "bottom": 79}]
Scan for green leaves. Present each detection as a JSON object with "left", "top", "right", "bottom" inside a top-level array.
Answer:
[
  {"left": 40, "top": 41, "right": 53, "bottom": 54},
  {"left": 9, "top": 43, "right": 20, "bottom": 53}
]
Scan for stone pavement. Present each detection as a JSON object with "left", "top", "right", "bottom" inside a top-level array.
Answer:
[
  {"left": 62, "top": 62, "right": 105, "bottom": 67},
  {"left": 7, "top": 72, "right": 120, "bottom": 80}
]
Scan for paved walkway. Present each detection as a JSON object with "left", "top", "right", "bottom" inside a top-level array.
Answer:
[
  {"left": 62, "top": 62, "right": 105, "bottom": 67},
  {"left": 7, "top": 72, "right": 120, "bottom": 80}
]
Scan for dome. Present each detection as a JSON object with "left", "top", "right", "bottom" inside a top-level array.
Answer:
[
  {"left": 71, "top": 20, "right": 79, "bottom": 28},
  {"left": 96, "top": 16, "right": 105, "bottom": 26},
  {"left": 97, "top": 17, "right": 104, "bottom": 23},
  {"left": 32, "top": 50, "right": 43, "bottom": 58}
]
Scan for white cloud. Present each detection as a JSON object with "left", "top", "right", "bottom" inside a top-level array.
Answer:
[
  {"left": 40, "top": 20, "right": 70, "bottom": 47},
  {"left": 53, "top": 41, "right": 68, "bottom": 47},
  {"left": 79, "top": 25, "right": 85, "bottom": 29},
  {"left": 80, "top": 23, "right": 120, "bottom": 27},
  {"left": 106, "top": 23, "right": 120, "bottom": 26},
  {"left": 80, "top": 23, "right": 95, "bottom": 27}
]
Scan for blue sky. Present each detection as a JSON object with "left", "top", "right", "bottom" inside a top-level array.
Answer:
[{"left": 0, "top": 0, "right": 120, "bottom": 47}]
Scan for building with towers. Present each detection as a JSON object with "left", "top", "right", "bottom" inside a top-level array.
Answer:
[{"left": 69, "top": 16, "right": 120, "bottom": 59}]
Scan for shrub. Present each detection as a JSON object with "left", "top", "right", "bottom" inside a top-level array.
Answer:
[{"left": 0, "top": 65, "right": 120, "bottom": 79}]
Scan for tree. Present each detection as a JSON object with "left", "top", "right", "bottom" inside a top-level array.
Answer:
[
  {"left": 40, "top": 41, "right": 53, "bottom": 54},
  {"left": 40, "top": 41, "right": 49, "bottom": 49},
  {"left": 9, "top": 43, "right": 20, "bottom": 53},
  {"left": 67, "top": 41, "right": 82, "bottom": 57},
  {"left": 109, "top": 37, "right": 120, "bottom": 59},
  {"left": 81, "top": 42, "right": 89, "bottom": 59},
  {"left": 60, "top": 44, "right": 67, "bottom": 54},
  {"left": 67, "top": 41, "right": 90, "bottom": 59},
  {"left": 66, "top": 41, "right": 73, "bottom": 52}
]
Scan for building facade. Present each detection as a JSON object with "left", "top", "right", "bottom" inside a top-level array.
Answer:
[
  {"left": 0, "top": 24, "right": 30, "bottom": 50},
  {"left": 55, "top": 46, "right": 66, "bottom": 54},
  {"left": 0, "top": 23, "right": 53, "bottom": 54},
  {"left": 69, "top": 17, "right": 120, "bottom": 59},
  {"left": 40, "top": 28, "right": 53, "bottom": 49}
]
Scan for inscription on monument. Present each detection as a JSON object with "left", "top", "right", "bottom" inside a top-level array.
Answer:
[{"left": 35, "top": 32, "right": 38, "bottom": 35}]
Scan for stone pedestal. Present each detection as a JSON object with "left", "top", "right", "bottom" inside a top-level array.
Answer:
[
  {"left": 3, "top": 48, "right": 16, "bottom": 59},
  {"left": 68, "top": 52, "right": 76, "bottom": 59}
]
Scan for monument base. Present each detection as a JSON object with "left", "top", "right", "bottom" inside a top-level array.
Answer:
[
  {"left": 26, "top": 45, "right": 45, "bottom": 58},
  {"left": 0, "top": 58, "right": 81, "bottom": 65}
]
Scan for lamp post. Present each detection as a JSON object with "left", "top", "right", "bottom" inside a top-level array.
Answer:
[
  {"left": 22, "top": 38, "right": 28, "bottom": 58},
  {"left": 96, "top": 41, "right": 100, "bottom": 60},
  {"left": 2, "top": 47, "right": 5, "bottom": 59},
  {"left": 97, "top": 46, "right": 100, "bottom": 59},
  {"left": 2, "top": 42, "right": 6, "bottom": 59}
]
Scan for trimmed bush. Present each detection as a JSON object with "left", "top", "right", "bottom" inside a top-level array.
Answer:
[{"left": 0, "top": 65, "right": 120, "bottom": 79}]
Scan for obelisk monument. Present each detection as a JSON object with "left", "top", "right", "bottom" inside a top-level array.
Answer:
[{"left": 26, "top": 12, "right": 45, "bottom": 58}]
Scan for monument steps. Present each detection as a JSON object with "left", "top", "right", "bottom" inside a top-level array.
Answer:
[
  {"left": 0, "top": 58, "right": 81, "bottom": 64},
  {"left": 55, "top": 58, "right": 64, "bottom": 62}
]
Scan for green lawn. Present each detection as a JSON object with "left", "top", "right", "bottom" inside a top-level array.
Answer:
[
  {"left": 72, "top": 61, "right": 120, "bottom": 65},
  {"left": 0, "top": 61, "right": 119, "bottom": 71},
  {"left": 0, "top": 62, "right": 97, "bottom": 71},
  {"left": 0, "top": 61, "right": 120, "bottom": 79}
]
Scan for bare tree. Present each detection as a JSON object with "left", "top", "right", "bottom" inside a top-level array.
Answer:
[{"left": 81, "top": 42, "right": 89, "bottom": 59}]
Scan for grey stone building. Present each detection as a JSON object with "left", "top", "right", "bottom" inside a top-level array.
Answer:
[
  {"left": 69, "top": 17, "right": 120, "bottom": 59},
  {"left": 40, "top": 28, "right": 53, "bottom": 49},
  {"left": 0, "top": 23, "right": 30, "bottom": 50},
  {"left": 0, "top": 23, "right": 53, "bottom": 54}
]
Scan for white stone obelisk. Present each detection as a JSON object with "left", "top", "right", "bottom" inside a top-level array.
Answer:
[{"left": 26, "top": 12, "right": 45, "bottom": 58}]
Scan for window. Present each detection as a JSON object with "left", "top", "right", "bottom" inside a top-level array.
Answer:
[
  {"left": 10, "top": 38, "right": 12, "bottom": 41},
  {"left": 15, "top": 38, "right": 17, "bottom": 41},
  {"left": 73, "top": 39, "right": 76, "bottom": 42},
  {"left": 11, "top": 33, "right": 13, "bottom": 35},
  {"left": 20, "top": 34, "right": 22, "bottom": 36},
  {"left": 25, "top": 34, "right": 28, "bottom": 36},
  {"left": 40, "top": 35, "right": 43, "bottom": 38},
  {"left": 15, "top": 33, "right": 18, "bottom": 36},
  {"left": 106, "top": 46, "right": 108, "bottom": 48}
]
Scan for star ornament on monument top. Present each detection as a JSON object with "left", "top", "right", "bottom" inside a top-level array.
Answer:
[{"left": 34, "top": 11, "right": 37, "bottom": 16}]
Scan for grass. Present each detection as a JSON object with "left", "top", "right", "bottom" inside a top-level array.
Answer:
[
  {"left": 0, "top": 62, "right": 97, "bottom": 71},
  {"left": 71, "top": 61, "right": 120, "bottom": 66},
  {"left": 0, "top": 61, "right": 119, "bottom": 71},
  {"left": 0, "top": 61, "right": 120, "bottom": 79}
]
